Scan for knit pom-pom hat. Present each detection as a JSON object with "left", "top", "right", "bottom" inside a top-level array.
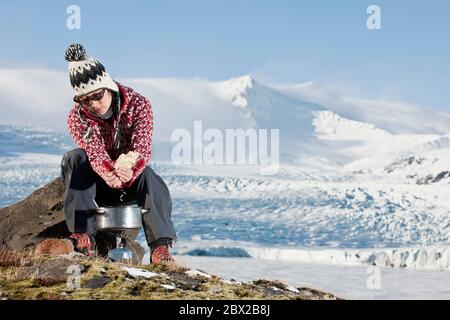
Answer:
[{"left": 65, "top": 43, "right": 119, "bottom": 98}]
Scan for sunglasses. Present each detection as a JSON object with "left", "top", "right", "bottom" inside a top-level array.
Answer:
[{"left": 74, "top": 88, "right": 106, "bottom": 107}]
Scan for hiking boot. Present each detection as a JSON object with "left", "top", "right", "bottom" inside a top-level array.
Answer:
[
  {"left": 69, "top": 233, "right": 96, "bottom": 257},
  {"left": 150, "top": 237, "right": 174, "bottom": 263},
  {"left": 151, "top": 244, "right": 174, "bottom": 264}
]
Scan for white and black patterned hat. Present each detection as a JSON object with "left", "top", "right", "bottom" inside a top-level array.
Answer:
[{"left": 65, "top": 44, "right": 119, "bottom": 97}]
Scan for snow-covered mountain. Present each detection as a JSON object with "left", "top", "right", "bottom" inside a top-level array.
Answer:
[
  {"left": 275, "top": 81, "right": 450, "bottom": 135},
  {"left": 3, "top": 67, "right": 450, "bottom": 177},
  {"left": 1, "top": 69, "right": 450, "bottom": 270},
  {"left": 122, "top": 74, "right": 450, "bottom": 181},
  {"left": 211, "top": 75, "right": 450, "bottom": 180}
]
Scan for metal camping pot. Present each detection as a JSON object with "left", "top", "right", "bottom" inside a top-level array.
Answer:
[{"left": 95, "top": 205, "right": 143, "bottom": 231}]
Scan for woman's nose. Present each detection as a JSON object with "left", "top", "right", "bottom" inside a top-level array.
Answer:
[{"left": 90, "top": 100, "right": 102, "bottom": 109}]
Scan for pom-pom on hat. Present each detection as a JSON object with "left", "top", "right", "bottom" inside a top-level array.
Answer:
[{"left": 65, "top": 44, "right": 119, "bottom": 98}]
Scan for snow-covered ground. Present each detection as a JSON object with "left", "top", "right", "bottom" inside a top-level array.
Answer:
[
  {"left": 1, "top": 71, "right": 450, "bottom": 299},
  {"left": 174, "top": 255, "right": 450, "bottom": 300}
]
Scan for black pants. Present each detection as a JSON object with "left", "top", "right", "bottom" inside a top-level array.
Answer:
[{"left": 60, "top": 148, "right": 177, "bottom": 250}]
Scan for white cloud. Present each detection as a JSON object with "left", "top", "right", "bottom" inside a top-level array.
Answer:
[{"left": 0, "top": 68, "right": 72, "bottom": 129}]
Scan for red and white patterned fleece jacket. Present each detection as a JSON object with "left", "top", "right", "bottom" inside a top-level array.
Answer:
[{"left": 67, "top": 82, "right": 153, "bottom": 187}]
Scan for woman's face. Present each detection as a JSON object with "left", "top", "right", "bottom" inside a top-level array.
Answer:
[{"left": 78, "top": 88, "right": 112, "bottom": 116}]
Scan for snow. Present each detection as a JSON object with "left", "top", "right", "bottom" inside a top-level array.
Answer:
[
  {"left": 210, "top": 75, "right": 255, "bottom": 109},
  {"left": 160, "top": 284, "right": 176, "bottom": 290},
  {"left": 121, "top": 267, "right": 159, "bottom": 279},
  {"left": 285, "top": 285, "right": 300, "bottom": 293},
  {"left": 1, "top": 152, "right": 62, "bottom": 166},
  {"left": 185, "top": 269, "right": 212, "bottom": 279}
]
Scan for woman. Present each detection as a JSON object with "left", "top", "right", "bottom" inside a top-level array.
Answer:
[{"left": 61, "top": 44, "right": 176, "bottom": 263}]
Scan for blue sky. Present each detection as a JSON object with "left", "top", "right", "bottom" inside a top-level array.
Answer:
[{"left": 1, "top": 0, "right": 449, "bottom": 110}]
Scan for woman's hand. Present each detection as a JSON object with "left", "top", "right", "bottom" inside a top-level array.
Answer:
[
  {"left": 115, "top": 167, "right": 133, "bottom": 184},
  {"left": 104, "top": 171, "right": 123, "bottom": 189}
]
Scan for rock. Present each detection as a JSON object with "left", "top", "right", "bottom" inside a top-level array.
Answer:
[
  {"left": 15, "top": 258, "right": 85, "bottom": 283},
  {"left": 431, "top": 171, "right": 450, "bottom": 183},
  {"left": 35, "top": 239, "right": 74, "bottom": 256},
  {"left": 83, "top": 276, "right": 111, "bottom": 289},
  {"left": 416, "top": 174, "right": 434, "bottom": 185},
  {"left": 384, "top": 156, "right": 425, "bottom": 174},
  {"left": 210, "top": 286, "right": 223, "bottom": 294},
  {"left": 0, "top": 178, "right": 70, "bottom": 250}
]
